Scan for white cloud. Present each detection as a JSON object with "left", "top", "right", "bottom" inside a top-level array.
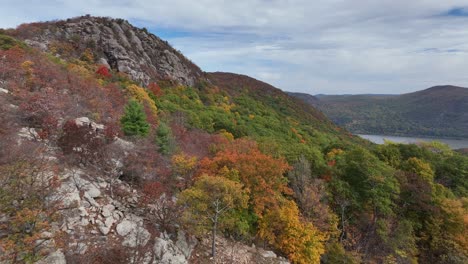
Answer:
[{"left": 1, "top": 0, "right": 468, "bottom": 94}]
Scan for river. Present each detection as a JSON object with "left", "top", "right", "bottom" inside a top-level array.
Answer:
[{"left": 358, "top": 134, "right": 468, "bottom": 149}]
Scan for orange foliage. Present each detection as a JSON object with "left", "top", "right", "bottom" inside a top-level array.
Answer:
[
  {"left": 291, "top": 127, "right": 306, "bottom": 144},
  {"left": 199, "top": 139, "right": 291, "bottom": 217}
]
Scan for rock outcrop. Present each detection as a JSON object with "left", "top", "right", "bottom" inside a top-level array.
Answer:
[{"left": 17, "top": 16, "right": 204, "bottom": 86}]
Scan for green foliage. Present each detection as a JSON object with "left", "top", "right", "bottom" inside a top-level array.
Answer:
[
  {"left": 311, "top": 88, "right": 468, "bottom": 138},
  {"left": 375, "top": 143, "right": 402, "bottom": 168},
  {"left": 120, "top": 100, "right": 150, "bottom": 137},
  {"left": 374, "top": 142, "right": 468, "bottom": 197},
  {"left": 436, "top": 155, "right": 468, "bottom": 196},
  {"left": 402, "top": 157, "right": 434, "bottom": 183},
  {"left": 322, "top": 242, "right": 359, "bottom": 264},
  {"left": 0, "top": 34, "right": 26, "bottom": 50},
  {"left": 155, "top": 122, "right": 175, "bottom": 155},
  {"left": 334, "top": 147, "right": 399, "bottom": 216},
  {"left": 155, "top": 85, "right": 346, "bottom": 164}
]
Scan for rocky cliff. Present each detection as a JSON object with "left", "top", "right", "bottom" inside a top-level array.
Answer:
[{"left": 12, "top": 15, "right": 204, "bottom": 86}]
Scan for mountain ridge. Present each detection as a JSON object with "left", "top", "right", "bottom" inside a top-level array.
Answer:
[
  {"left": 6, "top": 15, "right": 204, "bottom": 86},
  {"left": 290, "top": 85, "right": 468, "bottom": 138}
]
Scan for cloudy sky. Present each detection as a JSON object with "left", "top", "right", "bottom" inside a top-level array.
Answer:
[{"left": 1, "top": 1, "right": 468, "bottom": 94}]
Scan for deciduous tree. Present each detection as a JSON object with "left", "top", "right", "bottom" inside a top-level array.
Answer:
[{"left": 178, "top": 175, "right": 248, "bottom": 258}]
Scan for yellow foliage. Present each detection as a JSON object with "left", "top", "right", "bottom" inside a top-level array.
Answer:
[
  {"left": 127, "top": 84, "right": 158, "bottom": 118},
  {"left": 327, "top": 148, "right": 344, "bottom": 160},
  {"left": 174, "top": 85, "right": 187, "bottom": 93},
  {"left": 172, "top": 153, "right": 198, "bottom": 176},
  {"left": 219, "top": 102, "right": 235, "bottom": 112},
  {"left": 404, "top": 157, "right": 434, "bottom": 183},
  {"left": 440, "top": 197, "right": 468, "bottom": 250},
  {"left": 21, "top": 60, "right": 36, "bottom": 87},
  {"left": 21, "top": 60, "right": 34, "bottom": 71},
  {"left": 67, "top": 63, "right": 94, "bottom": 79},
  {"left": 80, "top": 48, "right": 94, "bottom": 63},
  {"left": 219, "top": 130, "right": 234, "bottom": 141},
  {"left": 259, "top": 200, "right": 326, "bottom": 264}
]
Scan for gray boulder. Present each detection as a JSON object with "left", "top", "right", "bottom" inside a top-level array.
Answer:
[{"left": 35, "top": 250, "right": 66, "bottom": 264}]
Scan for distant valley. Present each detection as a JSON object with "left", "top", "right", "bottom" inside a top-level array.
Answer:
[{"left": 289, "top": 85, "right": 468, "bottom": 139}]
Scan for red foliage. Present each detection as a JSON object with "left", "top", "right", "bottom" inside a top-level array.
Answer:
[
  {"left": 0, "top": 47, "right": 27, "bottom": 82},
  {"left": 19, "top": 87, "right": 73, "bottom": 139},
  {"left": 58, "top": 120, "right": 105, "bottom": 165},
  {"left": 11, "top": 22, "right": 47, "bottom": 39},
  {"left": 148, "top": 82, "right": 164, "bottom": 97},
  {"left": 171, "top": 124, "right": 225, "bottom": 158},
  {"left": 96, "top": 65, "right": 111, "bottom": 78},
  {"left": 121, "top": 142, "right": 162, "bottom": 185},
  {"left": 103, "top": 122, "right": 121, "bottom": 140},
  {"left": 142, "top": 181, "right": 165, "bottom": 203}
]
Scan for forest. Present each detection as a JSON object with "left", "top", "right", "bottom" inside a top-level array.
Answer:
[
  {"left": 303, "top": 87, "right": 468, "bottom": 139},
  {"left": 0, "top": 18, "right": 467, "bottom": 264}
]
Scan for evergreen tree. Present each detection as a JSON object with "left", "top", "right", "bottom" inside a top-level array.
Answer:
[
  {"left": 120, "top": 100, "right": 150, "bottom": 137},
  {"left": 156, "top": 122, "right": 175, "bottom": 155}
]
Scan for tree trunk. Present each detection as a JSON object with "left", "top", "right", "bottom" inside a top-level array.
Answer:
[{"left": 212, "top": 218, "right": 217, "bottom": 258}]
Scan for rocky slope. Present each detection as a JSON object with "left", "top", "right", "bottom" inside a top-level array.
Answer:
[
  {"left": 1, "top": 112, "right": 289, "bottom": 264},
  {"left": 10, "top": 15, "right": 203, "bottom": 86},
  {"left": 0, "top": 17, "right": 298, "bottom": 264}
]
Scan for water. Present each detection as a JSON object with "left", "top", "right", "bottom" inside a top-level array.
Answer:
[{"left": 358, "top": 134, "right": 468, "bottom": 149}]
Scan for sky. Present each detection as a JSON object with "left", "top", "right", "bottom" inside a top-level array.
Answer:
[{"left": 1, "top": 1, "right": 468, "bottom": 94}]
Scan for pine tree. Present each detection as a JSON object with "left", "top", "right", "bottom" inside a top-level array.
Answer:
[
  {"left": 156, "top": 122, "right": 175, "bottom": 155},
  {"left": 120, "top": 100, "right": 150, "bottom": 137}
]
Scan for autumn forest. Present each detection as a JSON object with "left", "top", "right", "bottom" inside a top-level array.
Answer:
[{"left": 0, "top": 17, "right": 467, "bottom": 264}]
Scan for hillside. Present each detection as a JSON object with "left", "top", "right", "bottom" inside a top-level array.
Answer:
[
  {"left": 5, "top": 15, "right": 203, "bottom": 86},
  {"left": 0, "top": 16, "right": 467, "bottom": 264},
  {"left": 286, "top": 92, "right": 320, "bottom": 106},
  {"left": 292, "top": 86, "right": 468, "bottom": 138}
]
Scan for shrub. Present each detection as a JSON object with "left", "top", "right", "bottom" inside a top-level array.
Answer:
[
  {"left": 0, "top": 34, "right": 25, "bottom": 50},
  {"left": 96, "top": 65, "right": 112, "bottom": 78}
]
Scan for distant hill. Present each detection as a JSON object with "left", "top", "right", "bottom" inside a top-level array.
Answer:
[
  {"left": 290, "top": 85, "right": 468, "bottom": 138},
  {"left": 287, "top": 92, "right": 320, "bottom": 105}
]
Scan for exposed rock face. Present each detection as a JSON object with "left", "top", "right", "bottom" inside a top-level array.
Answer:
[
  {"left": 35, "top": 250, "right": 66, "bottom": 264},
  {"left": 116, "top": 217, "right": 151, "bottom": 248},
  {"left": 74, "top": 117, "right": 104, "bottom": 131},
  {"left": 19, "top": 16, "right": 204, "bottom": 86},
  {"left": 191, "top": 236, "right": 290, "bottom": 264},
  {"left": 153, "top": 233, "right": 189, "bottom": 264}
]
